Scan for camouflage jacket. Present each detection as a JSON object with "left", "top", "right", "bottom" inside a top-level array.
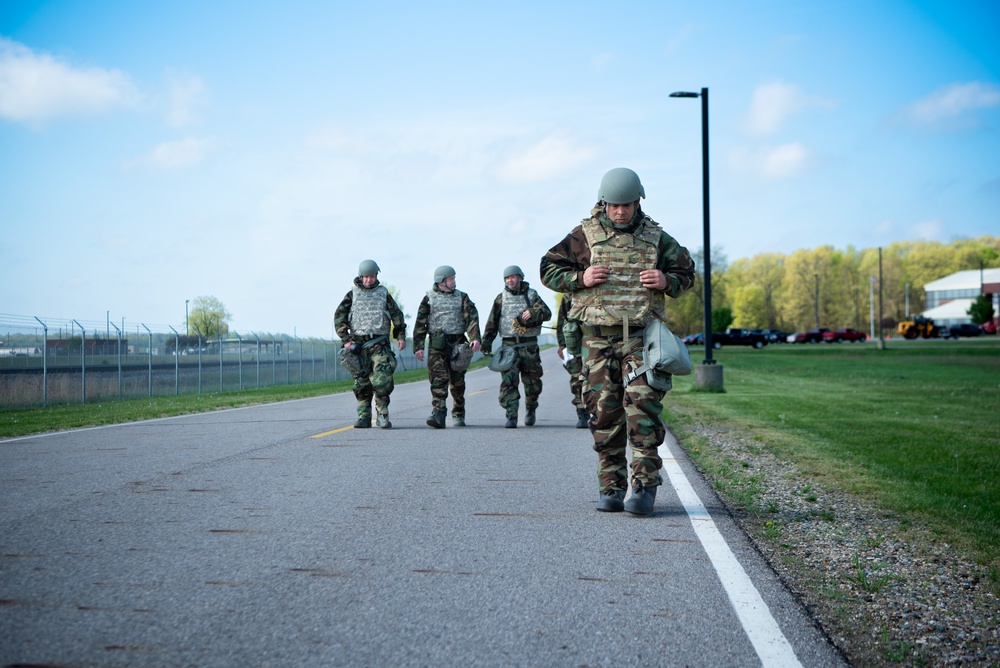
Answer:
[
  {"left": 412, "top": 285, "right": 481, "bottom": 354},
  {"left": 540, "top": 203, "right": 696, "bottom": 318},
  {"left": 334, "top": 277, "right": 407, "bottom": 344},
  {"left": 482, "top": 281, "right": 552, "bottom": 351},
  {"left": 555, "top": 294, "right": 577, "bottom": 347}
]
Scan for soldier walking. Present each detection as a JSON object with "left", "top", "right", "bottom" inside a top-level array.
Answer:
[
  {"left": 556, "top": 293, "right": 589, "bottom": 429},
  {"left": 540, "top": 168, "right": 695, "bottom": 515},
  {"left": 334, "top": 260, "right": 407, "bottom": 429},
  {"left": 413, "top": 265, "right": 482, "bottom": 429},
  {"left": 482, "top": 265, "right": 552, "bottom": 429}
]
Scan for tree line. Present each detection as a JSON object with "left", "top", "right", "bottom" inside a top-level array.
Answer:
[{"left": 663, "top": 236, "right": 1000, "bottom": 336}]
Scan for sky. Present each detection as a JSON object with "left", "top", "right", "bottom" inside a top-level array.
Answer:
[{"left": 2, "top": 0, "right": 998, "bottom": 339}]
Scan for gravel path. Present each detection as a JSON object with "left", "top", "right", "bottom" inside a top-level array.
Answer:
[{"left": 674, "top": 417, "right": 999, "bottom": 667}]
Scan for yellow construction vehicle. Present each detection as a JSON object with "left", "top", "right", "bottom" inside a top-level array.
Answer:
[{"left": 897, "top": 315, "right": 940, "bottom": 339}]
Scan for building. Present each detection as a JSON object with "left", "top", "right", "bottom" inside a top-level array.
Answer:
[{"left": 921, "top": 268, "right": 1000, "bottom": 328}]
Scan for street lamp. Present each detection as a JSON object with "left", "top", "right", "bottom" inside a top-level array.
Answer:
[
  {"left": 185, "top": 299, "right": 190, "bottom": 337},
  {"left": 671, "top": 87, "right": 723, "bottom": 391}
]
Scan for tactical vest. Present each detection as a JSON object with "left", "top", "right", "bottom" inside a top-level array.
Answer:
[
  {"left": 568, "top": 215, "right": 666, "bottom": 326},
  {"left": 499, "top": 288, "right": 541, "bottom": 338},
  {"left": 349, "top": 285, "right": 391, "bottom": 336},
  {"left": 427, "top": 289, "right": 466, "bottom": 334}
]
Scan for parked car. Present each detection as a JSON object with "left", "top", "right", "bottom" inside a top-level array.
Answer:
[
  {"left": 758, "top": 329, "right": 790, "bottom": 344},
  {"left": 947, "top": 323, "right": 983, "bottom": 339},
  {"left": 822, "top": 328, "right": 867, "bottom": 343},
  {"left": 789, "top": 328, "right": 830, "bottom": 344},
  {"left": 682, "top": 332, "right": 704, "bottom": 346},
  {"left": 711, "top": 328, "right": 768, "bottom": 349}
]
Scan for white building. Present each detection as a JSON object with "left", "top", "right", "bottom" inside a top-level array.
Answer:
[{"left": 921, "top": 268, "right": 1000, "bottom": 328}]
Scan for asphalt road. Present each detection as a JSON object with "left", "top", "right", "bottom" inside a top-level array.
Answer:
[{"left": 1, "top": 347, "right": 846, "bottom": 667}]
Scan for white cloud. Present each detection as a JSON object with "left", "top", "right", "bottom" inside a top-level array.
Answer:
[
  {"left": 744, "top": 81, "right": 837, "bottom": 136},
  {"left": 900, "top": 82, "right": 1000, "bottom": 127},
  {"left": 167, "top": 72, "right": 208, "bottom": 127},
  {"left": 728, "top": 142, "right": 810, "bottom": 180},
  {"left": 873, "top": 219, "right": 894, "bottom": 236},
  {"left": 126, "top": 137, "right": 217, "bottom": 170},
  {"left": 494, "top": 133, "right": 595, "bottom": 183},
  {"left": 909, "top": 219, "right": 942, "bottom": 241},
  {"left": 0, "top": 37, "right": 138, "bottom": 124}
]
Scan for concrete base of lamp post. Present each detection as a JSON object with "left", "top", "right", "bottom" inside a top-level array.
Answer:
[{"left": 694, "top": 363, "right": 724, "bottom": 392}]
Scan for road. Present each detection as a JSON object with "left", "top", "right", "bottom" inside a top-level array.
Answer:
[{"left": 1, "top": 347, "right": 845, "bottom": 667}]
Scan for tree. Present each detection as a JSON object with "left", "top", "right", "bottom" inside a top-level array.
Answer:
[
  {"left": 968, "top": 295, "right": 995, "bottom": 326},
  {"left": 188, "top": 296, "right": 232, "bottom": 337},
  {"left": 712, "top": 307, "right": 733, "bottom": 333}
]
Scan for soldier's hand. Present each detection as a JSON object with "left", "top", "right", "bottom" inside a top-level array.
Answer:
[
  {"left": 397, "top": 339, "right": 406, "bottom": 351},
  {"left": 583, "top": 264, "right": 611, "bottom": 287},
  {"left": 470, "top": 340, "right": 481, "bottom": 353},
  {"left": 415, "top": 349, "right": 424, "bottom": 362},
  {"left": 557, "top": 345, "right": 566, "bottom": 360},
  {"left": 343, "top": 341, "right": 356, "bottom": 351},
  {"left": 640, "top": 269, "right": 667, "bottom": 290}
]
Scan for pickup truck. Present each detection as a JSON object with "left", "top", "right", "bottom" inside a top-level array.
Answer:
[
  {"left": 947, "top": 323, "right": 983, "bottom": 339},
  {"left": 822, "top": 328, "right": 867, "bottom": 343},
  {"left": 711, "top": 328, "right": 768, "bottom": 349}
]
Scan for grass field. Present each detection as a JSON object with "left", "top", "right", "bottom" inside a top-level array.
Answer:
[{"left": 666, "top": 338, "right": 1000, "bottom": 568}]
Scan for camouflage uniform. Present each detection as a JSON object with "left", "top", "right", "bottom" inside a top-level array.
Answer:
[
  {"left": 334, "top": 277, "right": 407, "bottom": 424},
  {"left": 412, "top": 285, "right": 481, "bottom": 419},
  {"left": 556, "top": 294, "right": 585, "bottom": 411},
  {"left": 482, "top": 281, "right": 552, "bottom": 422},
  {"left": 540, "top": 203, "right": 695, "bottom": 494}
]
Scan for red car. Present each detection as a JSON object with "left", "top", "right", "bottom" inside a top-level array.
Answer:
[{"left": 823, "top": 328, "right": 867, "bottom": 343}]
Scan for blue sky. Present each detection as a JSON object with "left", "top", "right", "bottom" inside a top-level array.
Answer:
[{"left": 2, "top": 0, "right": 998, "bottom": 338}]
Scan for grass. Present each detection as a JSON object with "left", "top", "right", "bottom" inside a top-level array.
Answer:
[{"left": 666, "top": 338, "right": 1000, "bottom": 568}]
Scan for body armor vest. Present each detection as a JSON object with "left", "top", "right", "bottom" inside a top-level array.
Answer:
[
  {"left": 568, "top": 215, "right": 666, "bottom": 327},
  {"left": 350, "top": 285, "right": 391, "bottom": 336},
  {"left": 427, "top": 289, "right": 466, "bottom": 334},
  {"left": 499, "top": 288, "right": 541, "bottom": 338}
]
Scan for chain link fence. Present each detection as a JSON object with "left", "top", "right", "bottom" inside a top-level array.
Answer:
[{"left": 0, "top": 314, "right": 427, "bottom": 409}]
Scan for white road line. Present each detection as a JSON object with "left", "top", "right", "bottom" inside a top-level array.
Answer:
[{"left": 661, "top": 439, "right": 803, "bottom": 667}]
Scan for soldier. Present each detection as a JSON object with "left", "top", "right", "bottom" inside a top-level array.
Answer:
[
  {"left": 413, "top": 265, "right": 482, "bottom": 429},
  {"left": 334, "top": 259, "right": 407, "bottom": 429},
  {"left": 556, "top": 293, "right": 589, "bottom": 429},
  {"left": 540, "top": 168, "right": 695, "bottom": 515},
  {"left": 482, "top": 265, "right": 552, "bottom": 429}
]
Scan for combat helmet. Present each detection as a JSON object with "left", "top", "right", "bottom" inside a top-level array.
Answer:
[
  {"left": 434, "top": 265, "right": 456, "bottom": 283},
  {"left": 503, "top": 265, "right": 524, "bottom": 279},
  {"left": 358, "top": 259, "right": 380, "bottom": 277},
  {"left": 598, "top": 167, "right": 645, "bottom": 204}
]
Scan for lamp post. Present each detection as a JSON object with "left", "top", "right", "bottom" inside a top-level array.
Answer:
[
  {"left": 185, "top": 299, "right": 190, "bottom": 337},
  {"left": 671, "top": 87, "right": 723, "bottom": 390}
]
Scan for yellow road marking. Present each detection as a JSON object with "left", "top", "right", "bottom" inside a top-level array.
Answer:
[
  {"left": 310, "top": 426, "right": 355, "bottom": 438},
  {"left": 469, "top": 389, "right": 488, "bottom": 396}
]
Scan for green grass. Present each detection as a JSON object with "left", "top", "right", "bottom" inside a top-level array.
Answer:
[{"left": 667, "top": 339, "right": 1000, "bottom": 566}]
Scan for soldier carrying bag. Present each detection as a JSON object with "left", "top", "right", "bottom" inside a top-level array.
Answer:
[
  {"left": 450, "top": 342, "right": 475, "bottom": 372},
  {"left": 623, "top": 320, "right": 693, "bottom": 392}
]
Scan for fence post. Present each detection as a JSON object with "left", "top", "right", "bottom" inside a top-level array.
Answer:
[
  {"left": 33, "top": 316, "right": 48, "bottom": 407},
  {"left": 142, "top": 323, "right": 152, "bottom": 398},
  {"left": 235, "top": 331, "right": 243, "bottom": 391},
  {"left": 252, "top": 332, "right": 260, "bottom": 389},
  {"left": 72, "top": 320, "right": 86, "bottom": 404},
  {"left": 270, "top": 334, "right": 276, "bottom": 386},
  {"left": 169, "top": 326, "right": 180, "bottom": 395},
  {"left": 109, "top": 320, "right": 122, "bottom": 400},
  {"left": 219, "top": 332, "right": 224, "bottom": 392}
]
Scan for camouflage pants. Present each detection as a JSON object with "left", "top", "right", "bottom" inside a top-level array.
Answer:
[
  {"left": 427, "top": 347, "right": 467, "bottom": 417},
  {"left": 581, "top": 335, "right": 666, "bottom": 493},
  {"left": 353, "top": 343, "right": 397, "bottom": 419},
  {"left": 499, "top": 344, "right": 542, "bottom": 418},
  {"left": 564, "top": 355, "right": 584, "bottom": 409}
]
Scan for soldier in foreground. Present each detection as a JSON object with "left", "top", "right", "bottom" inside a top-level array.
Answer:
[
  {"left": 481, "top": 265, "right": 552, "bottom": 429},
  {"left": 413, "top": 265, "right": 482, "bottom": 428},
  {"left": 334, "top": 260, "right": 407, "bottom": 429},
  {"left": 555, "top": 293, "right": 589, "bottom": 429},
  {"left": 540, "top": 168, "right": 695, "bottom": 515}
]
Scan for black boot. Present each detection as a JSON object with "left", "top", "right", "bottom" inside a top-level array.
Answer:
[
  {"left": 596, "top": 489, "right": 626, "bottom": 512},
  {"left": 625, "top": 484, "right": 657, "bottom": 516},
  {"left": 504, "top": 415, "right": 517, "bottom": 429},
  {"left": 575, "top": 408, "right": 588, "bottom": 429},
  {"left": 524, "top": 410, "right": 536, "bottom": 427},
  {"left": 426, "top": 410, "right": 446, "bottom": 429}
]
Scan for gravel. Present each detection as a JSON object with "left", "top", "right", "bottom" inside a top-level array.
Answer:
[{"left": 675, "top": 419, "right": 999, "bottom": 667}]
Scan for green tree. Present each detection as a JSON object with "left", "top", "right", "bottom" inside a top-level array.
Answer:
[
  {"left": 188, "top": 296, "right": 232, "bottom": 337},
  {"left": 968, "top": 295, "right": 995, "bottom": 326},
  {"left": 712, "top": 307, "right": 733, "bottom": 333}
]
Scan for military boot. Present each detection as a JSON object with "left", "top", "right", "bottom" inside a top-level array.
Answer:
[
  {"left": 595, "top": 489, "right": 626, "bottom": 512},
  {"left": 426, "top": 410, "right": 446, "bottom": 429},
  {"left": 354, "top": 417, "right": 371, "bottom": 429},
  {"left": 376, "top": 412, "right": 392, "bottom": 429},
  {"left": 575, "top": 408, "right": 588, "bottom": 429},
  {"left": 524, "top": 410, "right": 536, "bottom": 427},
  {"left": 625, "top": 484, "right": 658, "bottom": 516},
  {"left": 452, "top": 415, "right": 465, "bottom": 427},
  {"left": 504, "top": 414, "right": 517, "bottom": 429}
]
